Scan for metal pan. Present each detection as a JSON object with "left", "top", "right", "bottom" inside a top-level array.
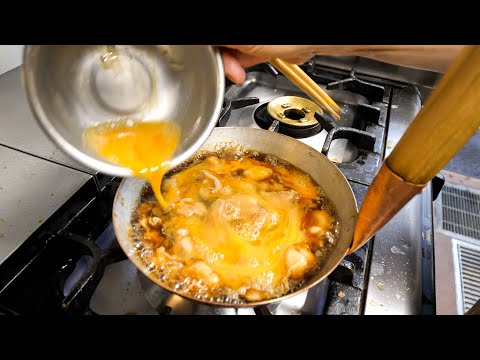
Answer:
[{"left": 112, "top": 127, "right": 358, "bottom": 308}]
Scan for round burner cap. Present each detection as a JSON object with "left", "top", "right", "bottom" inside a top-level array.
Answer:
[{"left": 267, "top": 96, "right": 322, "bottom": 127}]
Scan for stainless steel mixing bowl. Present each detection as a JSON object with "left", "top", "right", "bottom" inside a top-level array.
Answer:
[{"left": 22, "top": 45, "right": 225, "bottom": 177}]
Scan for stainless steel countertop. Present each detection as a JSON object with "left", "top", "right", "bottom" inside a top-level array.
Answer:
[
  {"left": 0, "top": 145, "right": 92, "bottom": 265},
  {"left": 363, "top": 85, "right": 426, "bottom": 314},
  {"left": 0, "top": 66, "right": 95, "bottom": 174},
  {"left": 0, "top": 66, "right": 94, "bottom": 266},
  {"left": 312, "top": 55, "right": 442, "bottom": 91}
]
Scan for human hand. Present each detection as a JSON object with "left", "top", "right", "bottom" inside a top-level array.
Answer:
[
  {"left": 218, "top": 45, "right": 462, "bottom": 84},
  {"left": 219, "top": 45, "right": 319, "bottom": 84}
]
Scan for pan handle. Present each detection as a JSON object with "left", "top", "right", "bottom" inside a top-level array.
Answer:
[{"left": 347, "top": 162, "right": 426, "bottom": 254}]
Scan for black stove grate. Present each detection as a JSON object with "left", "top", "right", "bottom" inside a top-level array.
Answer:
[{"left": 0, "top": 177, "right": 122, "bottom": 315}]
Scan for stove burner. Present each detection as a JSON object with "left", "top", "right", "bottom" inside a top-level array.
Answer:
[
  {"left": 254, "top": 96, "right": 323, "bottom": 138},
  {"left": 267, "top": 96, "right": 320, "bottom": 127}
]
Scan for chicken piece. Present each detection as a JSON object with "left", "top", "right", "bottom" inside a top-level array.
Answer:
[
  {"left": 162, "top": 177, "right": 177, "bottom": 193},
  {"left": 148, "top": 216, "right": 162, "bottom": 228},
  {"left": 187, "top": 261, "right": 219, "bottom": 285},
  {"left": 193, "top": 202, "right": 208, "bottom": 216},
  {"left": 173, "top": 236, "right": 194, "bottom": 257},
  {"left": 198, "top": 170, "right": 223, "bottom": 200},
  {"left": 285, "top": 245, "right": 316, "bottom": 279},
  {"left": 154, "top": 246, "right": 173, "bottom": 265},
  {"left": 243, "top": 165, "right": 273, "bottom": 181},
  {"left": 244, "top": 288, "right": 268, "bottom": 302},
  {"left": 174, "top": 199, "right": 208, "bottom": 217},
  {"left": 139, "top": 217, "right": 150, "bottom": 231},
  {"left": 230, "top": 194, "right": 261, "bottom": 218},
  {"left": 306, "top": 210, "right": 332, "bottom": 236},
  {"left": 210, "top": 199, "right": 240, "bottom": 222},
  {"left": 161, "top": 177, "right": 182, "bottom": 204},
  {"left": 199, "top": 186, "right": 215, "bottom": 201},
  {"left": 232, "top": 179, "right": 256, "bottom": 194},
  {"left": 307, "top": 227, "right": 323, "bottom": 235},
  {"left": 202, "top": 170, "right": 222, "bottom": 191},
  {"left": 276, "top": 170, "right": 318, "bottom": 200},
  {"left": 138, "top": 214, "right": 163, "bottom": 242}
]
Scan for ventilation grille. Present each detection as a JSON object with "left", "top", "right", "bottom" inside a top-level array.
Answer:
[
  {"left": 452, "top": 239, "right": 480, "bottom": 314},
  {"left": 440, "top": 184, "right": 480, "bottom": 241}
]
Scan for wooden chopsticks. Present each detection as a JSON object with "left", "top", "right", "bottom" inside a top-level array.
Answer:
[{"left": 269, "top": 58, "right": 342, "bottom": 120}]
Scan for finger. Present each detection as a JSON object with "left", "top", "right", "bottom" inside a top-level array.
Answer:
[
  {"left": 223, "top": 46, "right": 314, "bottom": 67},
  {"left": 220, "top": 45, "right": 262, "bottom": 55},
  {"left": 283, "top": 53, "right": 318, "bottom": 65},
  {"left": 220, "top": 48, "right": 247, "bottom": 84},
  {"left": 233, "top": 51, "right": 269, "bottom": 68}
]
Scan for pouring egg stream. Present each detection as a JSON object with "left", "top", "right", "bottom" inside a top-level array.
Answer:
[{"left": 83, "top": 119, "right": 181, "bottom": 210}]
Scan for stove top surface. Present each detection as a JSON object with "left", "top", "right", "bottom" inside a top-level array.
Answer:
[{"left": 0, "top": 57, "right": 435, "bottom": 315}]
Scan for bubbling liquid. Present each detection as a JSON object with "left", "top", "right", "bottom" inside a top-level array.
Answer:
[{"left": 130, "top": 148, "right": 341, "bottom": 304}]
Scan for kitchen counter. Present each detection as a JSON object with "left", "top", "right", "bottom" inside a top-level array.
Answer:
[
  {"left": 0, "top": 66, "right": 94, "bottom": 265},
  {"left": 0, "top": 66, "right": 95, "bottom": 174},
  {"left": 0, "top": 146, "right": 92, "bottom": 265}
]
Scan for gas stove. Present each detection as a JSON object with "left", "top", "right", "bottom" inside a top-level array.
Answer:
[{"left": 0, "top": 56, "right": 442, "bottom": 315}]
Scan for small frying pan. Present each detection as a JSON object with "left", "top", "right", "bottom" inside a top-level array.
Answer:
[{"left": 112, "top": 127, "right": 358, "bottom": 308}]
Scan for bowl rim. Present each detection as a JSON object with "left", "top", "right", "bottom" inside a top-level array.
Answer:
[{"left": 22, "top": 45, "right": 226, "bottom": 178}]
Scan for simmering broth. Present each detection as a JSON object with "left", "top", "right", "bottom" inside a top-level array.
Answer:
[{"left": 130, "top": 148, "right": 340, "bottom": 304}]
